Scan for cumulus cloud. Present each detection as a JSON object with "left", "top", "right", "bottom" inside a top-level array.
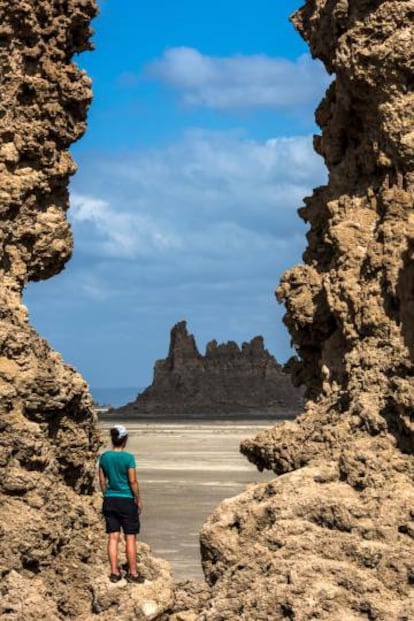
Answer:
[
  {"left": 71, "top": 194, "right": 181, "bottom": 260},
  {"left": 64, "top": 130, "right": 326, "bottom": 349},
  {"left": 70, "top": 130, "right": 325, "bottom": 267},
  {"left": 145, "top": 48, "right": 330, "bottom": 111}
]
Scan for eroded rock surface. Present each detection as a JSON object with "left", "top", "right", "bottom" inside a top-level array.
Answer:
[
  {"left": 115, "top": 321, "right": 303, "bottom": 418},
  {"left": 0, "top": 2, "right": 173, "bottom": 618},
  {"left": 198, "top": 1, "right": 414, "bottom": 619}
]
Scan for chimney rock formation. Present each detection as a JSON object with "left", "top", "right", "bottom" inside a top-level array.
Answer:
[{"left": 115, "top": 321, "right": 303, "bottom": 417}]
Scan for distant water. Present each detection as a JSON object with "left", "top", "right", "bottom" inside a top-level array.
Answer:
[{"left": 91, "top": 386, "right": 143, "bottom": 408}]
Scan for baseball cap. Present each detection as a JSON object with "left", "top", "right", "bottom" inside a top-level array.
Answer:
[{"left": 112, "top": 424, "right": 128, "bottom": 439}]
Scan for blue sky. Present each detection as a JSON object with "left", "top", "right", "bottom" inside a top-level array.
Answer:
[{"left": 25, "top": 0, "right": 330, "bottom": 392}]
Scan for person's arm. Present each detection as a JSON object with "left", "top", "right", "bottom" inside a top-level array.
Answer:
[
  {"left": 128, "top": 468, "right": 143, "bottom": 513},
  {"left": 99, "top": 467, "right": 106, "bottom": 495}
]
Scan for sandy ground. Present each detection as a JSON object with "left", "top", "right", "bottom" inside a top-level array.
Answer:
[{"left": 99, "top": 420, "right": 276, "bottom": 581}]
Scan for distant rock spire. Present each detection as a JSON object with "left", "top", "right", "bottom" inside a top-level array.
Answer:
[
  {"left": 167, "top": 320, "right": 201, "bottom": 369},
  {"left": 115, "top": 321, "right": 303, "bottom": 416}
]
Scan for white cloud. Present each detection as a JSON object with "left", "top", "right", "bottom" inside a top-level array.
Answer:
[
  {"left": 71, "top": 193, "right": 181, "bottom": 260},
  {"left": 145, "top": 48, "right": 330, "bottom": 110},
  {"left": 69, "top": 131, "right": 326, "bottom": 266}
]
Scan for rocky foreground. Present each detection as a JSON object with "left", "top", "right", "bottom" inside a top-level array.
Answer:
[{"left": 113, "top": 321, "right": 303, "bottom": 418}]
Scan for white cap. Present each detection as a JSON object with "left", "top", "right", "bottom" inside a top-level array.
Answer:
[{"left": 113, "top": 424, "right": 128, "bottom": 439}]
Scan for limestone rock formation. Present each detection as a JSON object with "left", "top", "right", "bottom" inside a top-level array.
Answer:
[
  {"left": 114, "top": 321, "right": 303, "bottom": 417},
  {"left": 196, "top": 1, "right": 414, "bottom": 619},
  {"left": 0, "top": 2, "right": 173, "bottom": 618}
]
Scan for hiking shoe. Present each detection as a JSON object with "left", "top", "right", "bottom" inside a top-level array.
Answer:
[
  {"left": 126, "top": 573, "right": 145, "bottom": 584},
  {"left": 109, "top": 573, "right": 123, "bottom": 583}
]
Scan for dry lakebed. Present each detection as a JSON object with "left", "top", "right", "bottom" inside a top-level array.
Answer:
[{"left": 99, "top": 419, "right": 276, "bottom": 580}]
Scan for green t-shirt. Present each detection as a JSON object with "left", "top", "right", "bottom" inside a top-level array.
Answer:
[{"left": 99, "top": 450, "right": 136, "bottom": 498}]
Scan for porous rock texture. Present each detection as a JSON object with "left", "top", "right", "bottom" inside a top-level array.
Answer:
[
  {"left": 115, "top": 321, "right": 303, "bottom": 418},
  {"left": 195, "top": 1, "right": 414, "bottom": 619},
  {"left": 0, "top": 2, "right": 173, "bottom": 619}
]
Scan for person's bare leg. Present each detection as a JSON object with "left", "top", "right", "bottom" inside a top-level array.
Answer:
[
  {"left": 107, "top": 532, "right": 121, "bottom": 574},
  {"left": 125, "top": 534, "right": 138, "bottom": 575}
]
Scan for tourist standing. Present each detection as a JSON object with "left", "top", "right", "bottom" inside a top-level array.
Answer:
[{"left": 98, "top": 424, "right": 144, "bottom": 583}]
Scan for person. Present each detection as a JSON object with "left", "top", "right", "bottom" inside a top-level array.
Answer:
[{"left": 98, "top": 424, "right": 144, "bottom": 583}]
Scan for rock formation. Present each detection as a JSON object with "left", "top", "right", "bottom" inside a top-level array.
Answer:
[
  {"left": 191, "top": 1, "right": 414, "bottom": 619},
  {"left": 0, "top": 2, "right": 173, "bottom": 618},
  {"left": 3, "top": 0, "right": 414, "bottom": 618},
  {"left": 114, "top": 321, "right": 303, "bottom": 418}
]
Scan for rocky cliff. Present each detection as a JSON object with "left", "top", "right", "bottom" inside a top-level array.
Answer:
[
  {"left": 0, "top": 2, "right": 173, "bottom": 619},
  {"left": 187, "top": 1, "right": 414, "bottom": 619},
  {"left": 114, "top": 321, "right": 303, "bottom": 417}
]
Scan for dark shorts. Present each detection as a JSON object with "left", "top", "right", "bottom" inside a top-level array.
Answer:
[{"left": 102, "top": 497, "right": 140, "bottom": 535}]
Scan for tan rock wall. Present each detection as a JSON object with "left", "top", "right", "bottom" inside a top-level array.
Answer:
[
  {"left": 0, "top": 2, "right": 173, "bottom": 618},
  {"left": 196, "top": 1, "right": 414, "bottom": 619}
]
